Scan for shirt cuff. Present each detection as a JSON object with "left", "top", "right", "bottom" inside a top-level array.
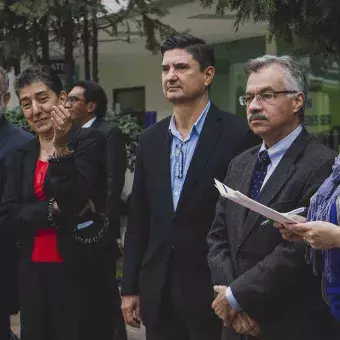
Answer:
[{"left": 226, "top": 286, "right": 242, "bottom": 312}]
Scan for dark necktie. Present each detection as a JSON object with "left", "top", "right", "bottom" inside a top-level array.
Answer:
[{"left": 250, "top": 150, "right": 271, "bottom": 200}]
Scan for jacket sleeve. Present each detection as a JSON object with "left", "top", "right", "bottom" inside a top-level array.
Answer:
[
  {"left": 207, "top": 159, "right": 237, "bottom": 285},
  {"left": 229, "top": 157, "right": 335, "bottom": 320},
  {"left": 0, "top": 151, "right": 49, "bottom": 237},
  {"left": 121, "top": 134, "right": 150, "bottom": 295},
  {"left": 49, "top": 129, "right": 106, "bottom": 214},
  {"left": 105, "top": 127, "right": 127, "bottom": 238}
]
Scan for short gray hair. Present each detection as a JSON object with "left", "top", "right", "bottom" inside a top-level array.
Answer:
[
  {"left": 0, "top": 67, "right": 9, "bottom": 92},
  {"left": 245, "top": 55, "right": 308, "bottom": 120}
]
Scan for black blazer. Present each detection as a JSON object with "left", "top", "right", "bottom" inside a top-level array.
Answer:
[
  {"left": 208, "top": 129, "right": 339, "bottom": 340},
  {"left": 0, "top": 125, "right": 106, "bottom": 265},
  {"left": 0, "top": 117, "right": 33, "bottom": 313},
  {"left": 122, "top": 104, "right": 260, "bottom": 327},
  {"left": 91, "top": 118, "right": 127, "bottom": 241}
]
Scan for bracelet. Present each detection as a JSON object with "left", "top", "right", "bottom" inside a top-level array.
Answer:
[
  {"left": 49, "top": 150, "right": 74, "bottom": 163},
  {"left": 48, "top": 198, "right": 59, "bottom": 229}
]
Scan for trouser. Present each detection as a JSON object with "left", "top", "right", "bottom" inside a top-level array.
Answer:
[
  {"left": 19, "top": 262, "right": 79, "bottom": 340},
  {"left": 146, "top": 256, "right": 221, "bottom": 340},
  {"left": 78, "top": 259, "right": 125, "bottom": 340},
  {"left": 0, "top": 311, "right": 10, "bottom": 340}
]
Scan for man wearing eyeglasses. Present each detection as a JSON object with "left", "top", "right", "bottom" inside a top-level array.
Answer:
[
  {"left": 207, "top": 55, "right": 340, "bottom": 340},
  {"left": 0, "top": 67, "right": 33, "bottom": 340},
  {"left": 66, "top": 81, "right": 128, "bottom": 340},
  {"left": 121, "top": 35, "right": 259, "bottom": 340}
]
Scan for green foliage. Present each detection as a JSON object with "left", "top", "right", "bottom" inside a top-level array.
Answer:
[
  {"left": 200, "top": 0, "right": 340, "bottom": 57},
  {"left": 106, "top": 110, "right": 142, "bottom": 172},
  {"left": 5, "top": 106, "right": 33, "bottom": 132}
]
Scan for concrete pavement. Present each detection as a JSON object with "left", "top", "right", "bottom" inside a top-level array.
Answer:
[{"left": 11, "top": 314, "right": 146, "bottom": 339}]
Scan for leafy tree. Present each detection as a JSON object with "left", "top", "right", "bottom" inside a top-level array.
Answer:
[
  {"left": 0, "top": 0, "right": 179, "bottom": 87},
  {"left": 199, "top": 0, "right": 340, "bottom": 56}
]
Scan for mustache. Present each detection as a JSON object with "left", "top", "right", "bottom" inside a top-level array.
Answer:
[{"left": 248, "top": 113, "right": 268, "bottom": 123}]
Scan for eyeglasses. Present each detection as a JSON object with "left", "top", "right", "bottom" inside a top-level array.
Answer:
[
  {"left": 175, "top": 143, "right": 184, "bottom": 179},
  {"left": 239, "top": 90, "right": 298, "bottom": 107},
  {"left": 67, "top": 96, "right": 85, "bottom": 104}
]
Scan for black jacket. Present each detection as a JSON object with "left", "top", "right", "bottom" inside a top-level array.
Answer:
[
  {"left": 122, "top": 104, "right": 260, "bottom": 327},
  {"left": 91, "top": 118, "right": 126, "bottom": 240},
  {"left": 0, "top": 125, "right": 106, "bottom": 265},
  {"left": 0, "top": 116, "right": 33, "bottom": 313}
]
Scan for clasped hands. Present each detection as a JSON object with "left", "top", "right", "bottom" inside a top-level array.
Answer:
[{"left": 212, "top": 286, "right": 260, "bottom": 337}]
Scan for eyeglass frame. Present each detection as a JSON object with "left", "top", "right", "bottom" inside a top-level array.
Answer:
[
  {"left": 67, "top": 96, "right": 86, "bottom": 105},
  {"left": 239, "top": 90, "right": 299, "bottom": 107}
]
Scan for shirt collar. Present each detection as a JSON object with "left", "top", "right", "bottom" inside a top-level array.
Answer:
[
  {"left": 82, "top": 116, "right": 97, "bottom": 128},
  {"left": 259, "top": 125, "right": 303, "bottom": 167},
  {"left": 168, "top": 101, "right": 211, "bottom": 142}
]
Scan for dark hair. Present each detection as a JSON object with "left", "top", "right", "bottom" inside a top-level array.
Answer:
[
  {"left": 161, "top": 35, "right": 215, "bottom": 71},
  {"left": 14, "top": 65, "right": 63, "bottom": 97},
  {"left": 74, "top": 80, "right": 108, "bottom": 118}
]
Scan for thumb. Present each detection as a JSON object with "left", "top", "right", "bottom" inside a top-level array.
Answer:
[{"left": 214, "top": 285, "right": 224, "bottom": 293}]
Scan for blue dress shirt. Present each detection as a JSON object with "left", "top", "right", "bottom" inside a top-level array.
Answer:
[
  {"left": 226, "top": 124, "right": 303, "bottom": 311},
  {"left": 169, "top": 101, "right": 211, "bottom": 210}
]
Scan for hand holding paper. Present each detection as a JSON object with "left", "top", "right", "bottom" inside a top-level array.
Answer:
[{"left": 214, "top": 179, "right": 299, "bottom": 225}]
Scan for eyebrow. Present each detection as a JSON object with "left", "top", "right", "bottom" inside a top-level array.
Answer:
[
  {"left": 20, "top": 90, "right": 49, "bottom": 102},
  {"left": 245, "top": 86, "right": 275, "bottom": 94}
]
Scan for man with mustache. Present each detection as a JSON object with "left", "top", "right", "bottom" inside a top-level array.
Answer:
[
  {"left": 121, "top": 35, "right": 259, "bottom": 340},
  {"left": 207, "top": 55, "right": 340, "bottom": 339}
]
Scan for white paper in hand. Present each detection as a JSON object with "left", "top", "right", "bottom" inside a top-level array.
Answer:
[{"left": 214, "top": 179, "right": 297, "bottom": 224}]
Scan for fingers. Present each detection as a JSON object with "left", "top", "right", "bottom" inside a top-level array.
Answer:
[
  {"left": 231, "top": 314, "right": 246, "bottom": 334},
  {"left": 213, "top": 285, "right": 224, "bottom": 293},
  {"left": 121, "top": 297, "right": 141, "bottom": 328},
  {"left": 88, "top": 199, "right": 96, "bottom": 213},
  {"left": 287, "top": 222, "right": 310, "bottom": 234}
]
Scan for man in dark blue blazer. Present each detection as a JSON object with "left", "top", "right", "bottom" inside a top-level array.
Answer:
[{"left": 0, "top": 66, "right": 33, "bottom": 339}]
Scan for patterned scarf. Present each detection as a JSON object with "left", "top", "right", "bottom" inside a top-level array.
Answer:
[{"left": 307, "top": 155, "right": 340, "bottom": 281}]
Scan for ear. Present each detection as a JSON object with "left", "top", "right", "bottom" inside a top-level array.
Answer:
[
  {"left": 3, "top": 92, "right": 10, "bottom": 106},
  {"left": 58, "top": 91, "right": 68, "bottom": 106},
  {"left": 87, "top": 101, "right": 97, "bottom": 114},
  {"left": 292, "top": 92, "right": 304, "bottom": 114},
  {"left": 204, "top": 66, "right": 215, "bottom": 87}
]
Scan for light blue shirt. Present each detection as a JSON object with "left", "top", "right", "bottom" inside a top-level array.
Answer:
[
  {"left": 169, "top": 101, "right": 211, "bottom": 210},
  {"left": 226, "top": 124, "right": 303, "bottom": 312}
]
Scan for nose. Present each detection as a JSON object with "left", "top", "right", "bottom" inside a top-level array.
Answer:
[
  {"left": 165, "top": 67, "right": 178, "bottom": 83},
  {"left": 32, "top": 100, "right": 42, "bottom": 116},
  {"left": 247, "top": 95, "right": 262, "bottom": 114},
  {"left": 65, "top": 99, "right": 71, "bottom": 109}
]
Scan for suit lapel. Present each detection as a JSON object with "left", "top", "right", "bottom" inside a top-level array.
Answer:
[
  {"left": 175, "top": 104, "right": 223, "bottom": 216},
  {"left": 158, "top": 119, "right": 174, "bottom": 214},
  {"left": 237, "top": 128, "right": 310, "bottom": 251}
]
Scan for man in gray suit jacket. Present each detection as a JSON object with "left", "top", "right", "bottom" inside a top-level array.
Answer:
[{"left": 207, "top": 55, "right": 340, "bottom": 340}]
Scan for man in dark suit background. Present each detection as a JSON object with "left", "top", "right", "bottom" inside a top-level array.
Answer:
[
  {"left": 0, "top": 66, "right": 33, "bottom": 339},
  {"left": 121, "top": 35, "right": 259, "bottom": 340},
  {"left": 207, "top": 55, "right": 339, "bottom": 340},
  {"left": 66, "top": 81, "right": 127, "bottom": 340}
]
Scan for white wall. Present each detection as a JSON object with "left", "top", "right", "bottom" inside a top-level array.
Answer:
[{"left": 77, "top": 53, "right": 173, "bottom": 121}]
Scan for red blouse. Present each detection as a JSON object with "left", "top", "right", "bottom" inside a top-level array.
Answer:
[{"left": 31, "top": 159, "right": 63, "bottom": 263}]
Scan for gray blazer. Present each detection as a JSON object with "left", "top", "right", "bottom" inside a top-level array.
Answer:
[{"left": 208, "top": 128, "right": 340, "bottom": 340}]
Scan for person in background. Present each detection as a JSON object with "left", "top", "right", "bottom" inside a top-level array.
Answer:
[
  {"left": 0, "top": 66, "right": 33, "bottom": 340},
  {"left": 0, "top": 65, "right": 107, "bottom": 340},
  {"left": 207, "top": 55, "right": 339, "bottom": 340},
  {"left": 121, "top": 35, "right": 258, "bottom": 340},
  {"left": 66, "top": 80, "right": 127, "bottom": 340}
]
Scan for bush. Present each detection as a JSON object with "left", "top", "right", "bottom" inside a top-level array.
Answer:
[{"left": 5, "top": 106, "right": 33, "bottom": 133}]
